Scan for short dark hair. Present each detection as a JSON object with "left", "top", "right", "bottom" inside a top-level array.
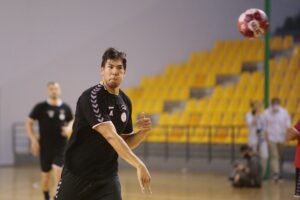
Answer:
[
  {"left": 250, "top": 100, "right": 260, "bottom": 108},
  {"left": 47, "top": 81, "right": 59, "bottom": 87},
  {"left": 240, "top": 144, "right": 251, "bottom": 153},
  {"left": 101, "top": 47, "right": 127, "bottom": 70},
  {"left": 271, "top": 97, "right": 281, "bottom": 105}
]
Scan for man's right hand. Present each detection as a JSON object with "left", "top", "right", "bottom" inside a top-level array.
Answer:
[
  {"left": 30, "top": 140, "right": 40, "bottom": 157},
  {"left": 137, "top": 163, "right": 152, "bottom": 194},
  {"left": 136, "top": 112, "right": 152, "bottom": 134}
]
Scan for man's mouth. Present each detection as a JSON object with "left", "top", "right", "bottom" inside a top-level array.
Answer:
[{"left": 110, "top": 77, "right": 118, "bottom": 81}]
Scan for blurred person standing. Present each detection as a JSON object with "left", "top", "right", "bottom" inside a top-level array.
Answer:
[
  {"left": 263, "top": 97, "right": 291, "bottom": 182},
  {"left": 245, "top": 100, "right": 268, "bottom": 177},
  {"left": 26, "top": 81, "right": 73, "bottom": 200}
]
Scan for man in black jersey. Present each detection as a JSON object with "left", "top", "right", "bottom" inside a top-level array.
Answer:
[
  {"left": 55, "top": 48, "right": 152, "bottom": 200},
  {"left": 26, "top": 81, "right": 73, "bottom": 200}
]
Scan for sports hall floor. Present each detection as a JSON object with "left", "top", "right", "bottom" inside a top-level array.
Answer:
[{"left": 0, "top": 165, "right": 295, "bottom": 200}]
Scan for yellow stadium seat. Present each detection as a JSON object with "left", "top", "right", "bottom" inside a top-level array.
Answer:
[
  {"left": 293, "top": 113, "right": 300, "bottom": 125},
  {"left": 270, "top": 36, "right": 283, "bottom": 50},
  {"left": 233, "top": 113, "right": 246, "bottom": 126},
  {"left": 214, "top": 99, "right": 229, "bottom": 113},
  {"left": 283, "top": 35, "right": 293, "bottom": 50},
  {"left": 185, "top": 99, "right": 197, "bottom": 113},
  {"left": 199, "top": 113, "right": 212, "bottom": 126},
  {"left": 158, "top": 113, "right": 170, "bottom": 126},
  {"left": 146, "top": 126, "right": 165, "bottom": 142},
  {"left": 189, "top": 127, "right": 209, "bottom": 143},
  {"left": 210, "top": 113, "right": 223, "bottom": 126},
  {"left": 188, "top": 113, "right": 202, "bottom": 126},
  {"left": 221, "top": 113, "right": 235, "bottom": 126},
  {"left": 227, "top": 99, "right": 240, "bottom": 114},
  {"left": 286, "top": 98, "right": 298, "bottom": 114},
  {"left": 177, "top": 113, "right": 191, "bottom": 126},
  {"left": 235, "top": 128, "right": 248, "bottom": 144},
  {"left": 204, "top": 99, "right": 219, "bottom": 113}
]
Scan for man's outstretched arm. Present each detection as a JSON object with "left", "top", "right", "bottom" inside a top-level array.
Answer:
[{"left": 94, "top": 121, "right": 152, "bottom": 193}]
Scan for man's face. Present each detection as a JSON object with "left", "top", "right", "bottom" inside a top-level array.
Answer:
[
  {"left": 47, "top": 83, "right": 61, "bottom": 99},
  {"left": 252, "top": 102, "right": 261, "bottom": 111},
  {"left": 101, "top": 59, "right": 125, "bottom": 89},
  {"left": 271, "top": 102, "right": 280, "bottom": 112},
  {"left": 241, "top": 150, "right": 250, "bottom": 159}
]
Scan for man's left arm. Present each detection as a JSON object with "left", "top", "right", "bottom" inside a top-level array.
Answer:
[
  {"left": 61, "top": 105, "right": 74, "bottom": 138},
  {"left": 121, "top": 112, "right": 152, "bottom": 149}
]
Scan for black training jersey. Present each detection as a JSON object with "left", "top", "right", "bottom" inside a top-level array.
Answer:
[
  {"left": 29, "top": 101, "right": 73, "bottom": 149},
  {"left": 64, "top": 84, "right": 133, "bottom": 180}
]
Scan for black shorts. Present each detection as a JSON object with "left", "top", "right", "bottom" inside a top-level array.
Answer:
[
  {"left": 40, "top": 149, "right": 64, "bottom": 172},
  {"left": 55, "top": 168, "right": 122, "bottom": 200},
  {"left": 295, "top": 168, "right": 300, "bottom": 197}
]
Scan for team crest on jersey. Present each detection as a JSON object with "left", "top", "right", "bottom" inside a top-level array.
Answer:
[
  {"left": 59, "top": 109, "right": 66, "bottom": 121},
  {"left": 47, "top": 110, "right": 55, "bottom": 118},
  {"left": 121, "top": 105, "right": 127, "bottom": 111},
  {"left": 121, "top": 112, "right": 127, "bottom": 122}
]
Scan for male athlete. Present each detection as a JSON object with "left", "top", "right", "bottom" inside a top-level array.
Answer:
[
  {"left": 26, "top": 81, "right": 73, "bottom": 200},
  {"left": 55, "top": 48, "right": 152, "bottom": 200}
]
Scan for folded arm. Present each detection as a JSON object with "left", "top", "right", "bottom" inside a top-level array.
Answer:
[{"left": 121, "top": 112, "right": 152, "bottom": 149}]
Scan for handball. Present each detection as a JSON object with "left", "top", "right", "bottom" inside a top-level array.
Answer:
[{"left": 237, "top": 8, "right": 269, "bottom": 38}]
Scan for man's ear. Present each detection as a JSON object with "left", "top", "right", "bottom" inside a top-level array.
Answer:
[{"left": 100, "top": 66, "right": 104, "bottom": 76}]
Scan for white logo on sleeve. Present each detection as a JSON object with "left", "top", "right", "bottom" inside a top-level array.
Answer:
[
  {"left": 121, "top": 112, "right": 127, "bottom": 122},
  {"left": 47, "top": 110, "right": 55, "bottom": 118}
]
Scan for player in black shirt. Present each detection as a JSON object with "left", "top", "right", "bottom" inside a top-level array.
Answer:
[
  {"left": 55, "top": 48, "right": 152, "bottom": 200},
  {"left": 26, "top": 81, "right": 73, "bottom": 200}
]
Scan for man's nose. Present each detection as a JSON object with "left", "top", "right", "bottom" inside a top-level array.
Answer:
[{"left": 111, "top": 68, "right": 119, "bottom": 75}]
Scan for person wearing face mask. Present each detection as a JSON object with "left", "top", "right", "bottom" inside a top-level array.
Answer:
[
  {"left": 229, "top": 145, "right": 262, "bottom": 188},
  {"left": 263, "top": 97, "right": 291, "bottom": 182},
  {"left": 245, "top": 101, "right": 268, "bottom": 177}
]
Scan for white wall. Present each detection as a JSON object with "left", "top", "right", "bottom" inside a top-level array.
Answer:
[{"left": 0, "top": 0, "right": 299, "bottom": 164}]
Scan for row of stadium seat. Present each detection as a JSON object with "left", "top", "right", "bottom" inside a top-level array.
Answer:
[{"left": 147, "top": 126, "right": 249, "bottom": 144}]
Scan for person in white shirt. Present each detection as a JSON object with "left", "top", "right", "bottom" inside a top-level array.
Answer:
[
  {"left": 263, "top": 97, "right": 291, "bottom": 182},
  {"left": 245, "top": 101, "right": 268, "bottom": 177}
]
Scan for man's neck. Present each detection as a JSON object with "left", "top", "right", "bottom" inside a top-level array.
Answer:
[
  {"left": 47, "top": 98, "right": 62, "bottom": 106},
  {"left": 101, "top": 81, "right": 119, "bottom": 95}
]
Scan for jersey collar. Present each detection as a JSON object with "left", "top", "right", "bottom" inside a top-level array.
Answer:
[{"left": 46, "top": 99, "right": 63, "bottom": 107}]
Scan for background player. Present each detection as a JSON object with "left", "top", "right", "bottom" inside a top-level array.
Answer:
[
  {"left": 286, "top": 120, "right": 300, "bottom": 198},
  {"left": 55, "top": 47, "right": 152, "bottom": 200},
  {"left": 25, "top": 81, "right": 73, "bottom": 200}
]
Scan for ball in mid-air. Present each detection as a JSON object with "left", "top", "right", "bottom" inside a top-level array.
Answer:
[{"left": 237, "top": 8, "right": 269, "bottom": 38}]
